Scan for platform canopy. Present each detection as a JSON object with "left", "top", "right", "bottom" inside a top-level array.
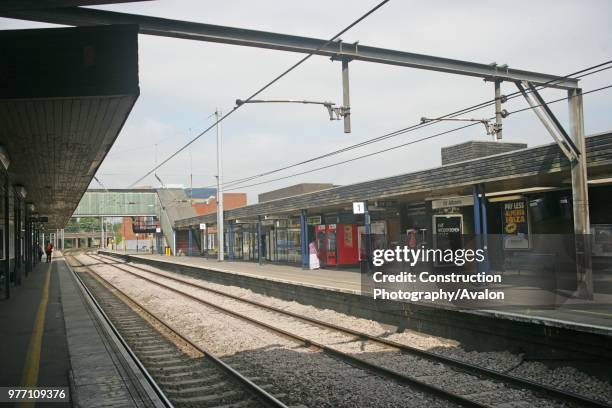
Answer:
[{"left": 0, "top": 24, "right": 140, "bottom": 228}]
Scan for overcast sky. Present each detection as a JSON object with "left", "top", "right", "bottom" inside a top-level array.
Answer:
[{"left": 2, "top": 1, "right": 611, "bottom": 203}]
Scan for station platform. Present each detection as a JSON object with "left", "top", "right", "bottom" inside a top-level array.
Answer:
[
  {"left": 101, "top": 251, "right": 612, "bottom": 335},
  {"left": 99, "top": 250, "right": 612, "bottom": 364},
  {"left": 0, "top": 252, "right": 164, "bottom": 407},
  {"left": 0, "top": 256, "right": 70, "bottom": 405},
  {"left": 103, "top": 251, "right": 364, "bottom": 292}
]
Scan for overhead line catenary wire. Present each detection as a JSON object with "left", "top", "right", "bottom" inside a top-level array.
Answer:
[
  {"left": 127, "top": 0, "right": 390, "bottom": 188},
  {"left": 214, "top": 61, "right": 612, "bottom": 190},
  {"left": 221, "top": 82, "right": 612, "bottom": 192}
]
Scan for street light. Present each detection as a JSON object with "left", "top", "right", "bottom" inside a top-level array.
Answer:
[{"left": 235, "top": 99, "right": 349, "bottom": 124}]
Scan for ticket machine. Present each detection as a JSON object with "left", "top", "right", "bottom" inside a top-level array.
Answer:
[
  {"left": 315, "top": 224, "right": 338, "bottom": 266},
  {"left": 326, "top": 224, "right": 337, "bottom": 266},
  {"left": 315, "top": 225, "right": 327, "bottom": 265}
]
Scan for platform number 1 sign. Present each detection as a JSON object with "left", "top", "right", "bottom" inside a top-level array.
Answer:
[{"left": 353, "top": 202, "right": 365, "bottom": 214}]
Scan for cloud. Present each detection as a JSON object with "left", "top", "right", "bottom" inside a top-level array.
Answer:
[{"left": 2, "top": 0, "right": 611, "bottom": 203}]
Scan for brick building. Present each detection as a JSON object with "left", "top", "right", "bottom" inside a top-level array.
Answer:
[{"left": 192, "top": 193, "right": 247, "bottom": 215}]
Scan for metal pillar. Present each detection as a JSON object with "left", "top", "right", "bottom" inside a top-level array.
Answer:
[
  {"left": 172, "top": 230, "right": 176, "bottom": 256},
  {"left": 188, "top": 228, "right": 193, "bottom": 257},
  {"left": 14, "top": 198, "right": 20, "bottom": 285},
  {"left": 32, "top": 225, "right": 36, "bottom": 266},
  {"left": 568, "top": 88, "right": 593, "bottom": 298},
  {"left": 479, "top": 184, "right": 489, "bottom": 272},
  {"left": 31, "top": 225, "right": 34, "bottom": 264},
  {"left": 205, "top": 227, "right": 209, "bottom": 258},
  {"left": 4, "top": 177, "right": 10, "bottom": 299},
  {"left": 25, "top": 218, "right": 31, "bottom": 275},
  {"left": 364, "top": 201, "right": 371, "bottom": 272},
  {"left": 341, "top": 58, "right": 351, "bottom": 133},
  {"left": 257, "top": 216, "right": 263, "bottom": 265},
  {"left": 30, "top": 225, "right": 35, "bottom": 267},
  {"left": 32, "top": 225, "right": 36, "bottom": 265},
  {"left": 100, "top": 216, "right": 104, "bottom": 249},
  {"left": 37, "top": 228, "right": 40, "bottom": 260},
  {"left": 472, "top": 184, "right": 489, "bottom": 273},
  {"left": 494, "top": 80, "right": 503, "bottom": 140},
  {"left": 300, "top": 210, "right": 308, "bottom": 268},
  {"left": 215, "top": 109, "right": 225, "bottom": 262},
  {"left": 472, "top": 185, "right": 482, "bottom": 274},
  {"left": 228, "top": 221, "right": 234, "bottom": 260}
]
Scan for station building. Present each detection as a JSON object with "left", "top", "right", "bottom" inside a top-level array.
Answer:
[
  {"left": 174, "top": 133, "right": 612, "bottom": 275},
  {"left": 3, "top": 10, "right": 609, "bottom": 405}
]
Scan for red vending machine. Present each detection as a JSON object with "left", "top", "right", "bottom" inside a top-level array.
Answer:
[
  {"left": 326, "top": 224, "right": 337, "bottom": 266},
  {"left": 337, "top": 224, "right": 359, "bottom": 265},
  {"left": 315, "top": 224, "right": 339, "bottom": 267},
  {"left": 315, "top": 225, "right": 327, "bottom": 266}
]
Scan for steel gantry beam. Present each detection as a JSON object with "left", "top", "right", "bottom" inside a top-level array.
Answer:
[
  {"left": 1, "top": 6, "right": 579, "bottom": 89},
  {"left": 515, "top": 81, "right": 579, "bottom": 161}
]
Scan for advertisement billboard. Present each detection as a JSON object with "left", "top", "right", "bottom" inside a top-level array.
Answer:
[{"left": 502, "top": 199, "right": 530, "bottom": 250}]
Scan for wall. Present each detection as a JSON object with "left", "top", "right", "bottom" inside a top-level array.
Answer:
[{"left": 192, "top": 193, "right": 247, "bottom": 215}]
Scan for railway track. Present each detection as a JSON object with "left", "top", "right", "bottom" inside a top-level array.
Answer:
[
  {"left": 89, "top": 252, "right": 612, "bottom": 408},
  {"left": 66, "top": 254, "right": 288, "bottom": 408}
]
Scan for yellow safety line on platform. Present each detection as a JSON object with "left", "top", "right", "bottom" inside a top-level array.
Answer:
[{"left": 18, "top": 262, "right": 52, "bottom": 408}]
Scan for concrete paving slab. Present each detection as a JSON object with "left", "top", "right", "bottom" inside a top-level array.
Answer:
[{"left": 0, "top": 259, "right": 70, "bottom": 399}]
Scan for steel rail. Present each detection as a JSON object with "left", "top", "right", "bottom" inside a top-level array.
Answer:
[
  {"left": 64, "top": 253, "right": 174, "bottom": 408},
  {"left": 68, "top": 255, "right": 289, "bottom": 408},
  {"left": 87, "top": 253, "right": 515, "bottom": 408},
  {"left": 95, "top": 252, "right": 612, "bottom": 408}
]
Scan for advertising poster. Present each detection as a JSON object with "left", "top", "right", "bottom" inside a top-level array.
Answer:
[
  {"left": 502, "top": 199, "right": 530, "bottom": 250},
  {"left": 433, "top": 215, "right": 463, "bottom": 266}
]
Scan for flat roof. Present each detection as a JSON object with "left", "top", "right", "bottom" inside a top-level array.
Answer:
[{"left": 0, "top": 25, "right": 139, "bottom": 228}]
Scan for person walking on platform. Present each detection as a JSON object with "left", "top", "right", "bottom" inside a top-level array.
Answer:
[
  {"left": 45, "top": 242, "right": 53, "bottom": 263},
  {"left": 37, "top": 242, "right": 44, "bottom": 263}
]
